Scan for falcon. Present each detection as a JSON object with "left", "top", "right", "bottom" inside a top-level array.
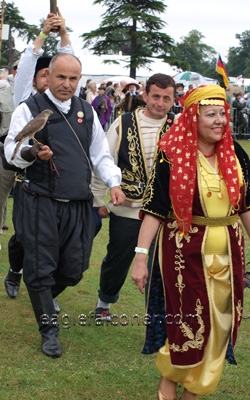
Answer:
[{"left": 11, "top": 109, "right": 53, "bottom": 160}]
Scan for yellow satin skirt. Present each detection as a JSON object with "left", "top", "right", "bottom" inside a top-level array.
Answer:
[{"left": 156, "top": 254, "right": 232, "bottom": 395}]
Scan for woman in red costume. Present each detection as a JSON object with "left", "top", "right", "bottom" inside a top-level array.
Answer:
[{"left": 132, "top": 85, "right": 250, "bottom": 400}]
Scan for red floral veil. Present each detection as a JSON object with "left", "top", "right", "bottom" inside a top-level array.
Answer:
[{"left": 158, "top": 85, "right": 240, "bottom": 235}]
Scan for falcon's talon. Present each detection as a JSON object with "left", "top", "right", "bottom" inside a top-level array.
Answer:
[
  {"left": 32, "top": 140, "right": 44, "bottom": 151},
  {"left": 32, "top": 137, "right": 43, "bottom": 145}
]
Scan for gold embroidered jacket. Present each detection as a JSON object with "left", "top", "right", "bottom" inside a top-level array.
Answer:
[{"left": 117, "top": 109, "right": 174, "bottom": 202}]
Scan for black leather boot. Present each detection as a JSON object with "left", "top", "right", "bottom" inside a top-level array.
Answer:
[
  {"left": 27, "top": 288, "right": 62, "bottom": 358},
  {"left": 52, "top": 283, "right": 67, "bottom": 314},
  {"left": 4, "top": 269, "right": 22, "bottom": 298},
  {"left": 53, "top": 298, "right": 61, "bottom": 314}
]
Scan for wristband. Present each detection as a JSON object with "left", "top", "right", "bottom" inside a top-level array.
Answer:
[
  {"left": 135, "top": 247, "right": 149, "bottom": 255},
  {"left": 40, "top": 31, "right": 48, "bottom": 39}
]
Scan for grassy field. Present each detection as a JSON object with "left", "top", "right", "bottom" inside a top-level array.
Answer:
[{"left": 0, "top": 140, "right": 250, "bottom": 400}]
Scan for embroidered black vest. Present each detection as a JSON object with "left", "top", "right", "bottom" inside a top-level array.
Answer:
[
  {"left": 117, "top": 108, "right": 174, "bottom": 201},
  {"left": 24, "top": 93, "right": 94, "bottom": 200}
]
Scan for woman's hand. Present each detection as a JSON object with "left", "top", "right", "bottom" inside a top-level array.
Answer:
[
  {"left": 131, "top": 253, "right": 148, "bottom": 294},
  {"left": 131, "top": 214, "right": 160, "bottom": 293}
]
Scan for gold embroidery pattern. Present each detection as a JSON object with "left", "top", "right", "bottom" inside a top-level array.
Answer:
[
  {"left": 232, "top": 220, "right": 245, "bottom": 266},
  {"left": 142, "top": 160, "right": 156, "bottom": 207},
  {"left": 167, "top": 219, "right": 198, "bottom": 249},
  {"left": 120, "top": 112, "right": 172, "bottom": 201},
  {"left": 121, "top": 123, "right": 146, "bottom": 198},
  {"left": 120, "top": 110, "right": 147, "bottom": 199},
  {"left": 233, "top": 220, "right": 243, "bottom": 245},
  {"left": 167, "top": 227, "right": 205, "bottom": 353},
  {"left": 143, "top": 151, "right": 171, "bottom": 212},
  {"left": 169, "top": 299, "right": 205, "bottom": 352},
  {"left": 236, "top": 300, "right": 243, "bottom": 322}
]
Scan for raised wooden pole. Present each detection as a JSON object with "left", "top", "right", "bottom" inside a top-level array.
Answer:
[
  {"left": 50, "top": 0, "right": 58, "bottom": 32},
  {"left": 50, "top": 0, "right": 57, "bottom": 14}
]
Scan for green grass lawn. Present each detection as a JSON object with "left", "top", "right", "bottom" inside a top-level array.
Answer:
[{"left": 0, "top": 139, "right": 250, "bottom": 399}]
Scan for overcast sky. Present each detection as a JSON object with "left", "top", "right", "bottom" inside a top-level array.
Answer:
[{"left": 12, "top": 0, "right": 250, "bottom": 63}]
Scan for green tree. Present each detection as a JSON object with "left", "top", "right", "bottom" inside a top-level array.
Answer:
[
  {"left": 226, "top": 31, "right": 250, "bottom": 78},
  {"left": 0, "top": 2, "right": 34, "bottom": 70},
  {"left": 80, "top": 0, "right": 182, "bottom": 79},
  {"left": 172, "top": 30, "right": 217, "bottom": 78}
]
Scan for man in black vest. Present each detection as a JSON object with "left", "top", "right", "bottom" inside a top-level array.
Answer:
[
  {"left": 4, "top": 10, "right": 79, "bottom": 312},
  {"left": 4, "top": 53, "right": 125, "bottom": 358},
  {"left": 92, "top": 74, "right": 176, "bottom": 320}
]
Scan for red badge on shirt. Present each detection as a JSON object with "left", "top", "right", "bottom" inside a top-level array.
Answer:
[{"left": 77, "top": 111, "right": 84, "bottom": 124}]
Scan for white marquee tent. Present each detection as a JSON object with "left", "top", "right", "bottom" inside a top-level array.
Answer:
[
  {"left": 79, "top": 52, "right": 219, "bottom": 88},
  {"left": 79, "top": 53, "right": 180, "bottom": 84}
]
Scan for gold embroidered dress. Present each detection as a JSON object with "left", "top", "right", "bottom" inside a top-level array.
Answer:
[
  {"left": 155, "top": 154, "right": 243, "bottom": 395},
  {"left": 139, "top": 85, "right": 248, "bottom": 396}
]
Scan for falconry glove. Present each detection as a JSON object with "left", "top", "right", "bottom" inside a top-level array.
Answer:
[{"left": 21, "top": 144, "right": 42, "bottom": 162}]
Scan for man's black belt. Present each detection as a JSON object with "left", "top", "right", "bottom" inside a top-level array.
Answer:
[{"left": 122, "top": 179, "right": 146, "bottom": 189}]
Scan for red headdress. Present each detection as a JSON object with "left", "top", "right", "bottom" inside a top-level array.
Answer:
[{"left": 158, "top": 85, "right": 240, "bottom": 235}]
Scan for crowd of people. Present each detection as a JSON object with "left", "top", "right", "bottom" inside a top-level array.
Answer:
[
  {"left": 79, "top": 77, "right": 146, "bottom": 131},
  {"left": 0, "top": 7, "right": 250, "bottom": 400}
]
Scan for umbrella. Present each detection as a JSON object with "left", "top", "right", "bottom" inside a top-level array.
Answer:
[{"left": 173, "top": 71, "right": 207, "bottom": 87}]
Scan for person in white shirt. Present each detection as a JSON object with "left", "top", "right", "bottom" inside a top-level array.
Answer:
[
  {"left": 4, "top": 53, "right": 125, "bottom": 358},
  {"left": 92, "top": 74, "right": 175, "bottom": 320},
  {"left": 4, "top": 9, "right": 79, "bottom": 306}
]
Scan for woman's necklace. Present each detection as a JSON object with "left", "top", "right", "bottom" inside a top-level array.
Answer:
[
  {"left": 203, "top": 150, "right": 216, "bottom": 158},
  {"left": 198, "top": 151, "right": 223, "bottom": 199}
]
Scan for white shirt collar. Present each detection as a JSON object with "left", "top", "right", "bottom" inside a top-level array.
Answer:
[{"left": 45, "top": 89, "right": 71, "bottom": 114}]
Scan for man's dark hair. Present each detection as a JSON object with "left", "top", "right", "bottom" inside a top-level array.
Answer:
[
  {"left": 176, "top": 83, "right": 184, "bottom": 90},
  {"left": 145, "top": 73, "right": 176, "bottom": 94}
]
